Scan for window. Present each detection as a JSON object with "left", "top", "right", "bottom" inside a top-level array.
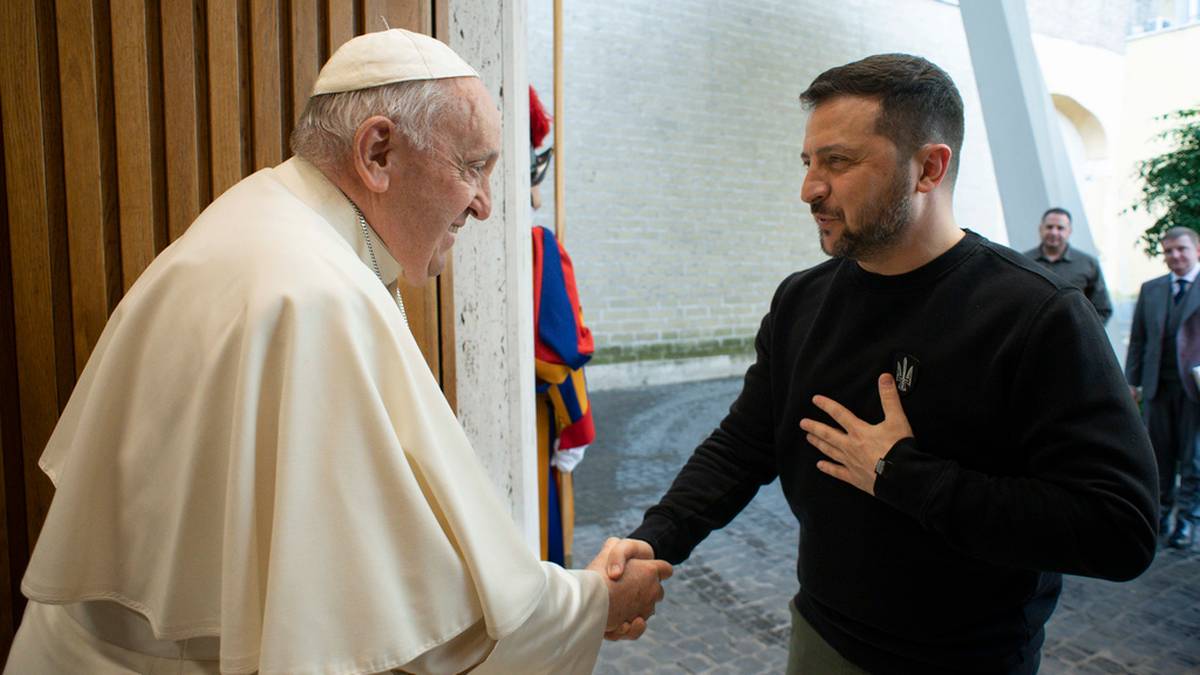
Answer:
[{"left": 1129, "top": 0, "right": 1200, "bottom": 36}]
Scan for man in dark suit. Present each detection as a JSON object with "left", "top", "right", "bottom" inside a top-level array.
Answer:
[{"left": 1127, "top": 226, "right": 1200, "bottom": 549}]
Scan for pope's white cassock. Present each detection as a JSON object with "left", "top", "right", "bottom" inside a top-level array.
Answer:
[{"left": 5, "top": 154, "right": 607, "bottom": 674}]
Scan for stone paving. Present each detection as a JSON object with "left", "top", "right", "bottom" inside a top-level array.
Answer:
[{"left": 569, "top": 376, "right": 1200, "bottom": 674}]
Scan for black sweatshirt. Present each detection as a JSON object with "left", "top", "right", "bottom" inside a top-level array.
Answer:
[{"left": 630, "top": 231, "right": 1157, "bottom": 674}]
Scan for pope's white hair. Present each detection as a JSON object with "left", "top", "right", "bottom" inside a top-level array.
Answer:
[{"left": 290, "top": 78, "right": 458, "bottom": 169}]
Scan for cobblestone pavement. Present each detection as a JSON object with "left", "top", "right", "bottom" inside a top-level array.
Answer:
[{"left": 569, "top": 375, "right": 1200, "bottom": 674}]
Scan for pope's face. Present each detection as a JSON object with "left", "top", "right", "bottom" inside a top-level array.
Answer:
[
  {"left": 800, "top": 96, "right": 913, "bottom": 261},
  {"left": 383, "top": 78, "right": 500, "bottom": 285}
]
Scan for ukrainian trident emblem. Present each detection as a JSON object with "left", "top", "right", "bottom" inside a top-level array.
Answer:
[{"left": 891, "top": 352, "right": 919, "bottom": 396}]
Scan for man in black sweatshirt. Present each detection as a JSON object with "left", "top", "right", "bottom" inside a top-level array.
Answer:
[{"left": 604, "top": 54, "right": 1158, "bottom": 673}]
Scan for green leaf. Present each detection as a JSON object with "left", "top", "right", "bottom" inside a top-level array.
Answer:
[{"left": 1130, "top": 108, "right": 1200, "bottom": 257}]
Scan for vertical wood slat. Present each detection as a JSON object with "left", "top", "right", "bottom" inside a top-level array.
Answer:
[
  {"left": 161, "top": 1, "right": 206, "bottom": 242},
  {"left": 0, "top": 94, "right": 22, "bottom": 652},
  {"left": 433, "top": 0, "right": 454, "bottom": 404},
  {"left": 0, "top": 243, "right": 26, "bottom": 650},
  {"left": 208, "top": 1, "right": 245, "bottom": 198},
  {"left": 57, "top": 0, "right": 120, "bottom": 375},
  {"left": 433, "top": 0, "right": 448, "bottom": 43},
  {"left": 361, "top": 0, "right": 387, "bottom": 31},
  {"left": 0, "top": 415, "right": 11, "bottom": 649},
  {"left": 291, "top": 1, "right": 320, "bottom": 128},
  {"left": 398, "top": 279, "right": 440, "bottom": 381},
  {"left": 0, "top": 0, "right": 71, "bottom": 548},
  {"left": 0, "top": 115, "right": 8, "bottom": 652},
  {"left": 326, "top": 0, "right": 354, "bottom": 52},
  {"left": 250, "top": 0, "right": 284, "bottom": 170},
  {"left": 112, "top": 0, "right": 166, "bottom": 290},
  {"left": 405, "top": 0, "right": 432, "bottom": 34},
  {"left": 362, "top": 0, "right": 428, "bottom": 33},
  {"left": 31, "top": 0, "right": 78, "bottom": 416},
  {"left": 437, "top": 259, "right": 457, "bottom": 410}
]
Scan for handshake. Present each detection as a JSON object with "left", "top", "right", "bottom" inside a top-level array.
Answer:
[{"left": 585, "top": 537, "right": 673, "bottom": 641}]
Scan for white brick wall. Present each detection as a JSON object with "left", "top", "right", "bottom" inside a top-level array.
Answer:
[{"left": 1027, "top": 0, "right": 1133, "bottom": 53}]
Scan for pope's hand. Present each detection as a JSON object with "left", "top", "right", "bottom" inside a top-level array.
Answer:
[
  {"left": 601, "top": 537, "right": 655, "bottom": 579},
  {"left": 799, "top": 373, "right": 914, "bottom": 496},
  {"left": 586, "top": 538, "right": 672, "bottom": 640}
]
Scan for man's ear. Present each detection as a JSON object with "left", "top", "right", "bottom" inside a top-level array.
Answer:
[
  {"left": 351, "top": 116, "right": 395, "bottom": 194},
  {"left": 914, "top": 143, "right": 952, "bottom": 194}
]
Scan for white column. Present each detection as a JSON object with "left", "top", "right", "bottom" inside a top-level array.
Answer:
[
  {"left": 959, "top": 0, "right": 1094, "bottom": 252},
  {"left": 448, "top": 0, "right": 539, "bottom": 554}
]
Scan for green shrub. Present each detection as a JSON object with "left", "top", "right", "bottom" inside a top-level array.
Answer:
[{"left": 1130, "top": 108, "right": 1200, "bottom": 256}]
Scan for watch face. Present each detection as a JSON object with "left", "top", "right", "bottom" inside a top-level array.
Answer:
[{"left": 874, "top": 457, "right": 888, "bottom": 477}]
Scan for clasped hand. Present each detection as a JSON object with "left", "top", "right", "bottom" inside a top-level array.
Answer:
[
  {"left": 585, "top": 538, "right": 672, "bottom": 641},
  {"left": 799, "top": 373, "right": 913, "bottom": 496}
]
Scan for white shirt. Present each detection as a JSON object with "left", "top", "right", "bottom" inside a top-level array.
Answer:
[{"left": 1170, "top": 264, "right": 1199, "bottom": 287}]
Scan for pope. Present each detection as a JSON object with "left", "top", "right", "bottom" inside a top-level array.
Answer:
[{"left": 5, "top": 29, "right": 670, "bottom": 675}]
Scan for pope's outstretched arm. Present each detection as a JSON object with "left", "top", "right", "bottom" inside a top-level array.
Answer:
[{"left": 466, "top": 541, "right": 671, "bottom": 674}]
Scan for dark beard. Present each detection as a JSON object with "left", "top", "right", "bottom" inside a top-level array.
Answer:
[{"left": 823, "top": 170, "right": 912, "bottom": 260}]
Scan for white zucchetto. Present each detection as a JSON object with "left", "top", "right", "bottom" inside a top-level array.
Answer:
[{"left": 312, "top": 28, "right": 479, "bottom": 95}]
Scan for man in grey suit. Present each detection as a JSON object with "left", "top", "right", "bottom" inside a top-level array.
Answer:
[{"left": 1127, "top": 226, "right": 1200, "bottom": 549}]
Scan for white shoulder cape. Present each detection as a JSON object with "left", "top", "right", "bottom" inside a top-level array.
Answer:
[{"left": 22, "top": 158, "right": 551, "bottom": 674}]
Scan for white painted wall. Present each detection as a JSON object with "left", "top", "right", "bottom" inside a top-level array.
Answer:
[
  {"left": 1028, "top": 24, "right": 1200, "bottom": 297},
  {"left": 1031, "top": 32, "right": 1127, "bottom": 294},
  {"left": 447, "top": 0, "right": 540, "bottom": 552},
  {"left": 1114, "top": 24, "right": 1200, "bottom": 295}
]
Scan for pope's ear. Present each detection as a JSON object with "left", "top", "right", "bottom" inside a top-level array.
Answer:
[{"left": 351, "top": 116, "right": 394, "bottom": 194}]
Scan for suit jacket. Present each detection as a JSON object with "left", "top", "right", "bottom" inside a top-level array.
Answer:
[{"left": 1126, "top": 273, "right": 1200, "bottom": 401}]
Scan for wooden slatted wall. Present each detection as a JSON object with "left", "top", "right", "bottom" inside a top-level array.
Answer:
[{"left": 0, "top": 0, "right": 453, "bottom": 655}]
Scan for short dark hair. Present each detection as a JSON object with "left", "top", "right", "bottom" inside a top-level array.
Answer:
[
  {"left": 1163, "top": 226, "right": 1199, "bottom": 247},
  {"left": 1041, "top": 207, "right": 1072, "bottom": 224},
  {"left": 799, "top": 54, "right": 965, "bottom": 184}
]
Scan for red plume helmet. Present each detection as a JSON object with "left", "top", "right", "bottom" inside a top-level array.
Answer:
[{"left": 529, "top": 85, "right": 552, "bottom": 148}]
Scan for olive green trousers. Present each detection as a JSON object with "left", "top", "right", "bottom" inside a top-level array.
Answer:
[{"left": 787, "top": 600, "right": 869, "bottom": 675}]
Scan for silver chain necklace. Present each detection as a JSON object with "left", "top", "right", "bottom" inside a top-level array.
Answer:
[{"left": 347, "top": 197, "right": 408, "bottom": 325}]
